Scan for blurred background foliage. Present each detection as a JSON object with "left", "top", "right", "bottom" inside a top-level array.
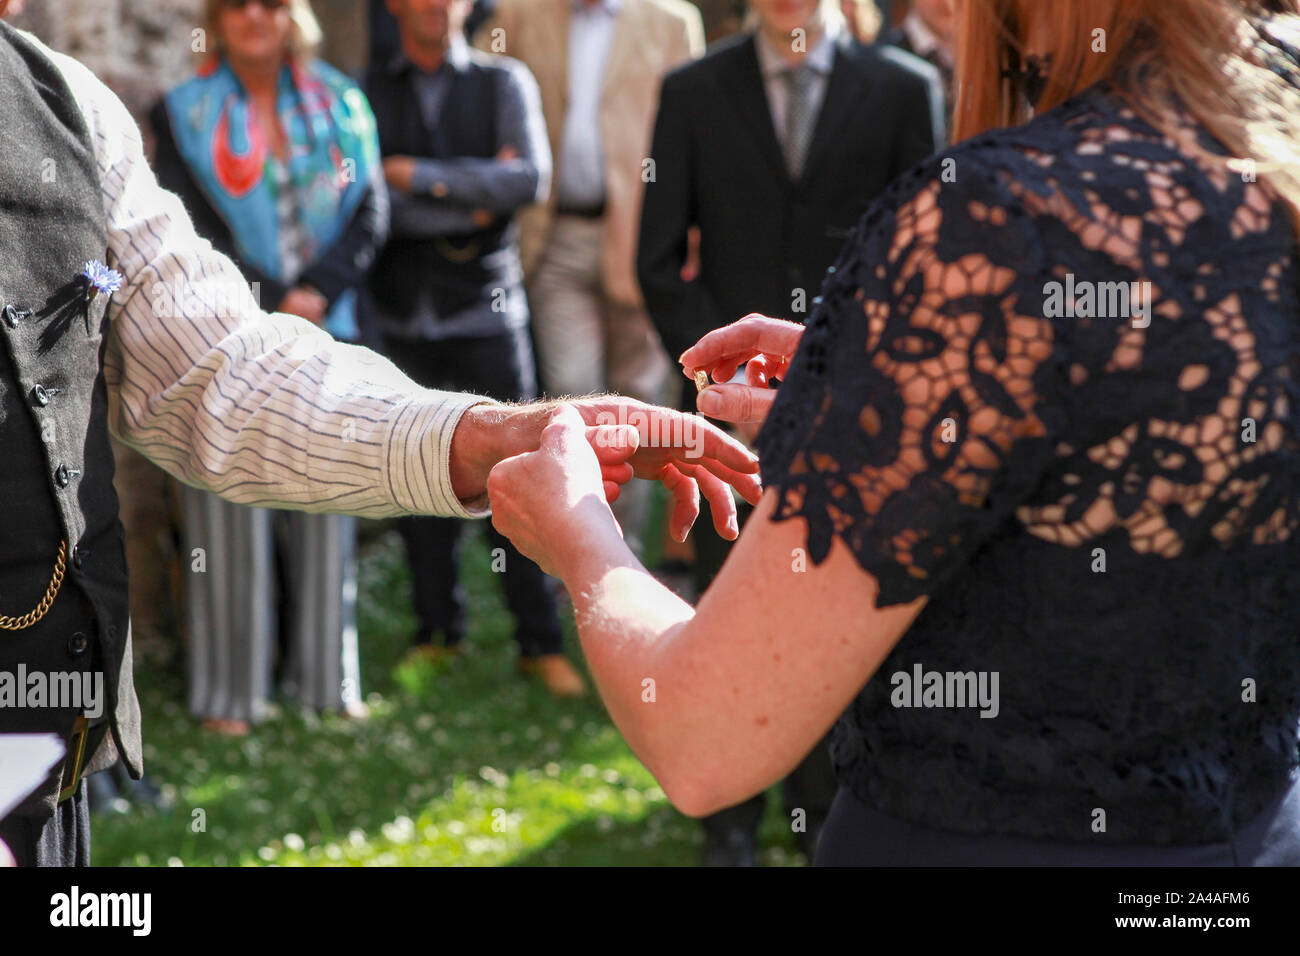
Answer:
[{"left": 93, "top": 509, "right": 802, "bottom": 867}]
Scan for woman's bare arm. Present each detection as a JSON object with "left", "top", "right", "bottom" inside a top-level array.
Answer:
[{"left": 488, "top": 408, "right": 926, "bottom": 816}]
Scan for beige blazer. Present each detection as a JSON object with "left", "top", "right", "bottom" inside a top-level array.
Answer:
[{"left": 475, "top": 0, "right": 704, "bottom": 307}]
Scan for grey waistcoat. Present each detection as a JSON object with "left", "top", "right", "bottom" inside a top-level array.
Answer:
[{"left": 0, "top": 21, "right": 139, "bottom": 819}]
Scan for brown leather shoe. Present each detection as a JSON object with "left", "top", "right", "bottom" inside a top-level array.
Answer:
[
  {"left": 401, "top": 644, "right": 462, "bottom": 669},
  {"left": 201, "top": 717, "right": 251, "bottom": 736},
  {"left": 522, "top": 654, "right": 588, "bottom": 698}
]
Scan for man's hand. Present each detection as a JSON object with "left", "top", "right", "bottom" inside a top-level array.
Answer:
[
  {"left": 568, "top": 395, "right": 761, "bottom": 542},
  {"left": 679, "top": 313, "right": 804, "bottom": 428},
  {"left": 384, "top": 155, "right": 417, "bottom": 194},
  {"left": 278, "top": 286, "right": 328, "bottom": 326},
  {"left": 448, "top": 396, "right": 761, "bottom": 541}
]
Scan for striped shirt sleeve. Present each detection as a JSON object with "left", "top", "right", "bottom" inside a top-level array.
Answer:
[{"left": 48, "top": 46, "right": 496, "bottom": 520}]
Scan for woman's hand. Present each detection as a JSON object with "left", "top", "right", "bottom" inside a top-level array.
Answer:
[
  {"left": 278, "top": 286, "right": 328, "bottom": 325},
  {"left": 679, "top": 313, "right": 805, "bottom": 428},
  {"left": 487, "top": 405, "right": 634, "bottom": 578}
]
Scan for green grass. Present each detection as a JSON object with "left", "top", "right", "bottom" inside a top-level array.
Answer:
[{"left": 91, "top": 504, "right": 804, "bottom": 866}]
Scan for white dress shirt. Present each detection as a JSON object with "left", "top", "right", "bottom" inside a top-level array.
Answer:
[
  {"left": 38, "top": 35, "right": 492, "bottom": 520},
  {"left": 556, "top": 0, "right": 622, "bottom": 208}
]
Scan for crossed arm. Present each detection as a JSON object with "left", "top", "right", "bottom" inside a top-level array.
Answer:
[{"left": 383, "top": 59, "right": 551, "bottom": 238}]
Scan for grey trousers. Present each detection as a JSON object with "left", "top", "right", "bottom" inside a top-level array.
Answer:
[
  {"left": 528, "top": 214, "right": 672, "bottom": 555},
  {"left": 183, "top": 487, "right": 360, "bottom": 722},
  {"left": 0, "top": 780, "right": 89, "bottom": 867}
]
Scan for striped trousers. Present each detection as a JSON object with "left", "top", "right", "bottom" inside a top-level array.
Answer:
[{"left": 183, "top": 486, "right": 360, "bottom": 723}]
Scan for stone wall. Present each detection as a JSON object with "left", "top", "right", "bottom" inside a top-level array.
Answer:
[{"left": 8, "top": 0, "right": 368, "bottom": 118}]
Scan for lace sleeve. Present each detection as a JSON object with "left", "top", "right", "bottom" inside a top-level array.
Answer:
[{"left": 756, "top": 154, "right": 1071, "bottom": 607}]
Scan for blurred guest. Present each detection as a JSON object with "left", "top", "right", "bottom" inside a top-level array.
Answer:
[
  {"left": 881, "top": 0, "right": 954, "bottom": 121},
  {"left": 473, "top": 0, "right": 704, "bottom": 556},
  {"left": 150, "top": 0, "right": 388, "bottom": 732},
  {"left": 694, "top": 0, "right": 747, "bottom": 41},
  {"left": 370, "top": 0, "right": 401, "bottom": 65},
  {"left": 464, "top": 0, "right": 498, "bottom": 42},
  {"left": 370, "top": 0, "right": 496, "bottom": 70},
  {"left": 637, "top": 0, "right": 941, "bottom": 864},
  {"left": 840, "top": 0, "right": 882, "bottom": 42},
  {"left": 366, "top": 0, "right": 583, "bottom": 697}
]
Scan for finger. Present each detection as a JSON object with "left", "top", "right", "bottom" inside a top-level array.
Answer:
[
  {"left": 682, "top": 353, "right": 760, "bottom": 386},
  {"left": 696, "top": 383, "right": 777, "bottom": 426},
  {"left": 586, "top": 424, "right": 639, "bottom": 465},
  {"left": 678, "top": 463, "right": 739, "bottom": 539},
  {"left": 678, "top": 455, "right": 763, "bottom": 506},
  {"left": 600, "top": 461, "right": 633, "bottom": 485},
  {"left": 603, "top": 479, "right": 622, "bottom": 503},
  {"left": 754, "top": 352, "right": 790, "bottom": 382},
  {"left": 706, "top": 360, "right": 747, "bottom": 385},
  {"left": 712, "top": 463, "right": 763, "bottom": 506},
  {"left": 658, "top": 463, "right": 701, "bottom": 543},
  {"left": 679, "top": 314, "right": 804, "bottom": 373},
  {"left": 674, "top": 411, "right": 760, "bottom": 474}
]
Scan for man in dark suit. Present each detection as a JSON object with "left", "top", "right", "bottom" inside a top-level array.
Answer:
[
  {"left": 880, "top": 0, "right": 955, "bottom": 124},
  {"left": 637, "top": 0, "right": 942, "bottom": 865},
  {"left": 364, "top": 0, "right": 588, "bottom": 698}
]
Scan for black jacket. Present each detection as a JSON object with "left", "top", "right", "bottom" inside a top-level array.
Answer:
[
  {"left": 637, "top": 32, "right": 943, "bottom": 366},
  {"left": 880, "top": 24, "right": 955, "bottom": 120}
]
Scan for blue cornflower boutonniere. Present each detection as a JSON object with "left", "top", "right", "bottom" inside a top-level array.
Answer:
[{"left": 82, "top": 260, "right": 123, "bottom": 302}]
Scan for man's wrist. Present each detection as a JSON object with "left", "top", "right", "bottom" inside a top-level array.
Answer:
[
  {"left": 410, "top": 160, "right": 441, "bottom": 198},
  {"left": 448, "top": 400, "right": 559, "bottom": 505}
]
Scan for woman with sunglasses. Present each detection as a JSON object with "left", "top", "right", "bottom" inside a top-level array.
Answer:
[
  {"left": 150, "top": 0, "right": 387, "bottom": 734},
  {"left": 488, "top": 0, "right": 1300, "bottom": 865}
]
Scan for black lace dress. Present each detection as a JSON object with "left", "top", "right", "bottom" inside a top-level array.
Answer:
[{"left": 757, "top": 82, "right": 1300, "bottom": 864}]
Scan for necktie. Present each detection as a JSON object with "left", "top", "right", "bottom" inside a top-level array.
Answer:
[{"left": 781, "top": 64, "right": 817, "bottom": 180}]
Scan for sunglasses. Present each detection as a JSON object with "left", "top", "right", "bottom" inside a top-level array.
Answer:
[{"left": 224, "top": 0, "right": 289, "bottom": 11}]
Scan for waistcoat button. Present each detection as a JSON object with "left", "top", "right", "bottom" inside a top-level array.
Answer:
[{"left": 68, "top": 632, "right": 88, "bottom": 656}]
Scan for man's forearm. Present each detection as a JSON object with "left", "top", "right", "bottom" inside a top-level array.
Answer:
[{"left": 411, "top": 157, "right": 541, "bottom": 212}]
